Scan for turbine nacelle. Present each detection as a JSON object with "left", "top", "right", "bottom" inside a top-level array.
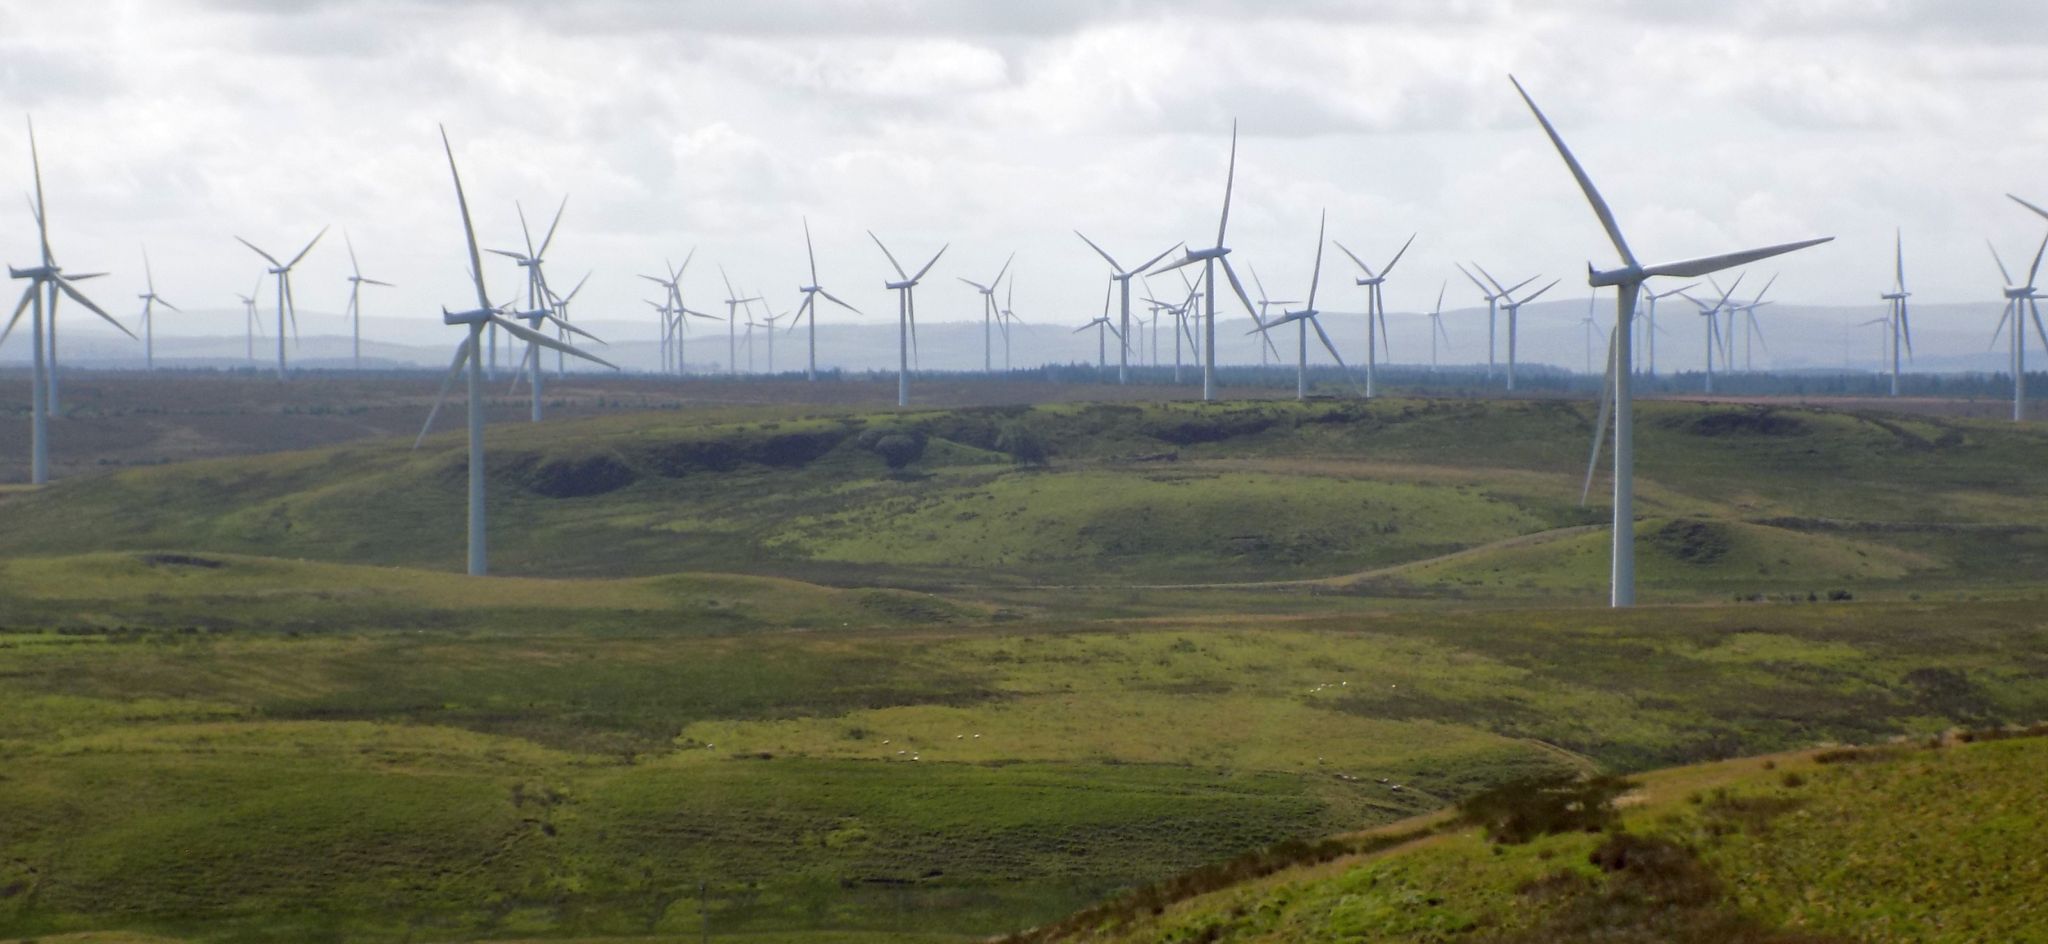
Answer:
[
  {"left": 267, "top": 266, "right": 289, "bottom": 276},
  {"left": 9, "top": 264, "right": 58, "bottom": 280},
  {"left": 885, "top": 279, "right": 918, "bottom": 291},
  {"left": 1587, "top": 263, "right": 1644, "bottom": 289},
  {"left": 443, "top": 306, "right": 494, "bottom": 326}
]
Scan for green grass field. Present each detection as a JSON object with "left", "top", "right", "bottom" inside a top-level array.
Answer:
[{"left": 1, "top": 396, "right": 2044, "bottom": 942}]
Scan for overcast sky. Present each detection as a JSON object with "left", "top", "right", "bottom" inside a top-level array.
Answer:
[{"left": 6, "top": 0, "right": 2048, "bottom": 353}]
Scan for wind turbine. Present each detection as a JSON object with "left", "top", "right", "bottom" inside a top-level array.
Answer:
[
  {"left": 1251, "top": 211, "right": 1354, "bottom": 401},
  {"left": 1076, "top": 278, "right": 1122, "bottom": 378},
  {"left": 4, "top": 119, "right": 133, "bottom": 483},
  {"left": 1425, "top": 281, "right": 1449, "bottom": 374},
  {"left": 1637, "top": 282, "right": 1696, "bottom": 376},
  {"left": 790, "top": 219, "right": 860, "bottom": 381},
  {"left": 869, "top": 232, "right": 946, "bottom": 407},
  {"left": 717, "top": 266, "right": 761, "bottom": 376},
  {"left": 1511, "top": 75, "right": 1831, "bottom": 607},
  {"left": 1579, "top": 293, "right": 1599, "bottom": 375},
  {"left": 1151, "top": 121, "right": 1261, "bottom": 401},
  {"left": 1456, "top": 263, "right": 1535, "bottom": 381},
  {"left": 1727, "top": 273, "right": 1778, "bottom": 372},
  {"left": 1498, "top": 276, "right": 1559, "bottom": 392},
  {"left": 238, "top": 276, "right": 262, "bottom": 362},
  {"left": 414, "top": 127, "right": 614, "bottom": 576},
  {"left": 1679, "top": 274, "right": 1745, "bottom": 394},
  {"left": 639, "top": 253, "right": 702, "bottom": 375},
  {"left": 235, "top": 226, "right": 326, "bottom": 381},
  {"left": 1335, "top": 234, "right": 1414, "bottom": 398},
  {"left": 545, "top": 270, "right": 592, "bottom": 378},
  {"left": 1877, "top": 230, "right": 1911, "bottom": 397},
  {"left": 996, "top": 275, "right": 1024, "bottom": 371},
  {"left": 135, "top": 248, "right": 180, "bottom": 371},
  {"left": 958, "top": 252, "right": 1015, "bottom": 375},
  {"left": 488, "top": 196, "right": 566, "bottom": 379},
  {"left": 508, "top": 279, "right": 603, "bottom": 422},
  {"left": 1076, "top": 233, "right": 1179, "bottom": 384},
  {"left": 1245, "top": 265, "right": 1297, "bottom": 371},
  {"left": 341, "top": 232, "right": 392, "bottom": 370},
  {"left": 1987, "top": 233, "right": 2048, "bottom": 423}
]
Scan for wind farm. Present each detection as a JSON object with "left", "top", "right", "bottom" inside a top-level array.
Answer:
[{"left": 3, "top": 8, "right": 2048, "bottom": 944}]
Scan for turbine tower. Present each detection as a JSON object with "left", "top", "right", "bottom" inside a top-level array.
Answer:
[
  {"left": 958, "top": 252, "right": 1015, "bottom": 375},
  {"left": 1076, "top": 233, "right": 1178, "bottom": 384},
  {"left": 1252, "top": 211, "right": 1355, "bottom": 401},
  {"left": 1425, "top": 281, "right": 1449, "bottom": 374},
  {"left": 1153, "top": 121, "right": 1261, "bottom": 401},
  {"left": 1987, "top": 233, "right": 2048, "bottom": 423},
  {"left": 135, "top": 248, "right": 180, "bottom": 371},
  {"left": 414, "top": 127, "right": 614, "bottom": 577},
  {"left": 235, "top": 226, "right": 326, "bottom": 381},
  {"left": 4, "top": 119, "right": 134, "bottom": 484},
  {"left": 1335, "top": 234, "right": 1414, "bottom": 398},
  {"left": 791, "top": 219, "right": 860, "bottom": 381},
  {"left": 341, "top": 232, "right": 392, "bottom": 370},
  {"left": 1511, "top": 74, "right": 1831, "bottom": 608},
  {"left": 869, "top": 231, "right": 946, "bottom": 407}
]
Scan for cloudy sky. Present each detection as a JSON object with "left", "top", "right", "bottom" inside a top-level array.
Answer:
[{"left": 6, "top": 0, "right": 2048, "bottom": 363}]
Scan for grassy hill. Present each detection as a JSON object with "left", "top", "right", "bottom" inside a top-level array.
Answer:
[
  {"left": 2, "top": 553, "right": 2045, "bottom": 941},
  {"left": 1014, "top": 727, "right": 2048, "bottom": 944},
  {"left": 0, "top": 398, "right": 2043, "bottom": 597}
]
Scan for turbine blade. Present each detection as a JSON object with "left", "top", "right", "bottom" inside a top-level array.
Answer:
[
  {"left": 1380, "top": 233, "right": 1416, "bottom": 276},
  {"left": 236, "top": 236, "right": 282, "bottom": 267},
  {"left": 544, "top": 313, "right": 604, "bottom": 344},
  {"left": 1988, "top": 240, "right": 2015, "bottom": 286},
  {"left": 1520, "top": 278, "right": 1560, "bottom": 305},
  {"left": 991, "top": 251, "right": 1014, "bottom": 289},
  {"left": 2008, "top": 192, "right": 2048, "bottom": 224},
  {"left": 817, "top": 288, "right": 860, "bottom": 313},
  {"left": 1219, "top": 257, "right": 1260, "bottom": 320},
  {"left": 912, "top": 245, "right": 948, "bottom": 283},
  {"left": 2029, "top": 233, "right": 2048, "bottom": 289},
  {"left": 413, "top": 341, "right": 473, "bottom": 449},
  {"left": 345, "top": 230, "right": 361, "bottom": 277},
  {"left": 1509, "top": 75, "right": 1639, "bottom": 269},
  {"left": 2030, "top": 299, "right": 2048, "bottom": 351},
  {"left": 1893, "top": 228, "right": 1905, "bottom": 294},
  {"left": 490, "top": 314, "right": 617, "bottom": 370},
  {"left": 57, "top": 280, "right": 135, "bottom": 338},
  {"left": 1333, "top": 240, "right": 1372, "bottom": 277},
  {"left": 1074, "top": 230, "right": 1121, "bottom": 272},
  {"left": 1304, "top": 210, "right": 1327, "bottom": 313},
  {"left": 1581, "top": 326, "right": 1618, "bottom": 506},
  {"left": 286, "top": 226, "right": 328, "bottom": 269},
  {"left": 1455, "top": 262, "right": 1490, "bottom": 294},
  {"left": 0, "top": 285, "right": 34, "bottom": 346},
  {"left": 868, "top": 232, "right": 908, "bottom": 280},
  {"left": 440, "top": 126, "right": 493, "bottom": 311},
  {"left": 1133, "top": 243, "right": 1179, "bottom": 276},
  {"left": 1641, "top": 238, "right": 1833, "bottom": 280},
  {"left": 1990, "top": 302, "right": 2013, "bottom": 350},
  {"left": 1216, "top": 119, "right": 1237, "bottom": 247},
  {"left": 536, "top": 194, "right": 568, "bottom": 259}
]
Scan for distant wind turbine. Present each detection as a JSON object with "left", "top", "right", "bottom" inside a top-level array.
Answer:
[
  {"left": 1499, "top": 276, "right": 1559, "bottom": 392},
  {"left": 1075, "top": 278, "right": 1122, "bottom": 378},
  {"left": 1637, "top": 282, "right": 1696, "bottom": 376},
  {"left": 1425, "top": 281, "right": 1449, "bottom": 374},
  {"left": 1877, "top": 230, "right": 1912, "bottom": 397},
  {"left": 1245, "top": 264, "right": 1296, "bottom": 371},
  {"left": 1152, "top": 121, "right": 1262, "bottom": 401},
  {"left": 1252, "top": 211, "right": 1355, "bottom": 401},
  {"left": 1456, "top": 263, "right": 1535, "bottom": 382},
  {"left": 136, "top": 248, "right": 180, "bottom": 371},
  {"left": 869, "top": 231, "right": 946, "bottom": 407},
  {"left": 717, "top": 266, "right": 761, "bottom": 376},
  {"left": 1076, "top": 233, "right": 1179, "bottom": 384},
  {"left": 1679, "top": 274, "right": 1745, "bottom": 394},
  {"left": 235, "top": 226, "right": 326, "bottom": 381},
  {"left": 1335, "top": 234, "right": 1414, "bottom": 398},
  {"left": 1987, "top": 231, "right": 2048, "bottom": 423},
  {"left": 959, "top": 252, "right": 1015, "bottom": 375},
  {"left": 341, "top": 232, "right": 392, "bottom": 370},
  {"left": 414, "top": 126, "right": 615, "bottom": 576},
  {"left": 1511, "top": 74, "right": 1831, "bottom": 607},
  {"left": 790, "top": 219, "right": 860, "bottom": 381},
  {"left": 238, "top": 275, "right": 262, "bottom": 362},
  {"left": 488, "top": 196, "right": 566, "bottom": 379}
]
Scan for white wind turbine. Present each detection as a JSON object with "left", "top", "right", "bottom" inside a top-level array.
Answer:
[
  {"left": 1076, "top": 233, "right": 1179, "bottom": 384},
  {"left": 717, "top": 266, "right": 761, "bottom": 376},
  {"left": 545, "top": 270, "right": 592, "bottom": 378},
  {"left": 1499, "top": 276, "right": 1559, "bottom": 392},
  {"left": 996, "top": 275, "right": 1025, "bottom": 371},
  {"left": 1335, "top": 234, "right": 1414, "bottom": 398},
  {"left": 1075, "top": 279, "right": 1122, "bottom": 378},
  {"left": 1726, "top": 273, "right": 1777, "bottom": 372},
  {"left": 488, "top": 197, "right": 566, "bottom": 378},
  {"left": 1511, "top": 74, "right": 1831, "bottom": 608},
  {"left": 1152, "top": 121, "right": 1262, "bottom": 402},
  {"left": 1986, "top": 232, "right": 2048, "bottom": 423},
  {"left": 1679, "top": 274, "right": 1746, "bottom": 394},
  {"left": 237, "top": 276, "right": 263, "bottom": 362},
  {"left": 4, "top": 119, "right": 134, "bottom": 483},
  {"left": 958, "top": 252, "right": 1015, "bottom": 375},
  {"left": 869, "top": 231, "right": 946, "bottom": 408},
  {"left": 1456, "top": 263, "right": 1535, "bottom": 381},
  {"left": 1876, "top": 230, "right": 1912, "bottom": 397},
  {"left": 414, "top": 127, "right": 616, "bottom": 577},
  {"left": 639, "top": 252, "right": 704, "bottom": 375},
  {"left": 1251, "top": 211, "right": 1356, "bottom": 401},
  {"left": 1425, "top": 281, "right": 1449, "bottom": 374},
  {"left": 1637, "top": 282, "right": 1695, "bottom": 376},
  {"left": 235, "top": 226, "right": 326, "bottom": 381},
  {"left": 135, "top": 248, "right": 180, "bottom": 371},
  {"left": 790, "top": 219, "right": 860, "bottom": 381},
  {"left": 508, "top": 275, "right": 604, "bottom": 422},
  {"left": 341, "top": 232, "right": 392, "bottom": 370},
  {"left": 1245, "top": 264, "right": 1297, "bottom": 371}
]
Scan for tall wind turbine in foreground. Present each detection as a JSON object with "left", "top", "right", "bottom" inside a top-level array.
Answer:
[
  {"left": 341, "top": 232, "right": 392, "bottom": 370},
  {"left": 1877, "top": 231, "right": 1911, "bottom": 397},
  {"left": 958, "top": 252, "right": 1014, "bottom": 375},
  {"left": 235, "top": 227, "right": 326, "bottom": 381},
  {"left": 1335, "top": 234, "right": 1413, "bottom": 397},
  {"left": 1252, "top": 211, "right": 1353, "bottom": 401},
  {"left": 414, "top": 127, "right": 614, "bottom": 576},
  {"left": 1153, "top": 121, "right": 1261, "bottom": 401},
  {"left": 1076, "top": 233, "right": 1178, "bottom": 384},
  {"left": 791, "top": 219, "right": 860, "bottom": 381},
  {"left": 869, "top": 232, "right": 946, "bottom": 407},
  {"left": 1988, "top": 233, "right": 2048, "bottom": 423},
  {"left": 5, "top": 120, "right": 133, "bottom": 483},
  {"left": 1499, "top": 276, "right": 1559, "bottom": 392},
  {"left": 135, "top": 249, "right": 180, "bottom": 370},
  {"left": 1511, "top": 75, "right": 1830, "bottom": 607}
]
